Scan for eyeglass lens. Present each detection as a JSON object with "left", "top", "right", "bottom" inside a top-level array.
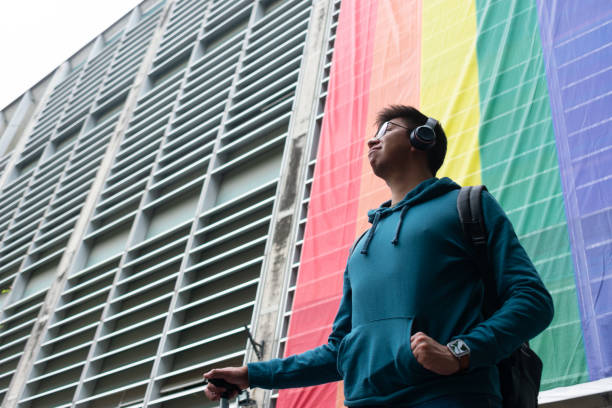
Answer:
[{"left": 375, "top": 122, "right": 388, "bottom": 140}]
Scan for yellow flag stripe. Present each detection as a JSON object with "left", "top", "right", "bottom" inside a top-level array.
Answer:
[{"left": 420, "top": 0, "right": 482, "bottom": 186}]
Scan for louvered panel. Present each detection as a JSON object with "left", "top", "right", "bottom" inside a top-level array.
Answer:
[
  {"left": 0, "top": 293, "right": 46, "bottom": 402},
  {"left": 221, "top": 2, "right": 310, "bottom": 158},
  {"left": 71, "top": 227, "right": 189, "bottom": 407},
  {"left": 133, "top": 78, "right": 182, "bottom": 120},
  {"left": 23, "top": 66, "right": 83, "bottom": 157},
  {"left": 162, "top": 34, "right": 242, "bottom": 165},
  {"left": 0, "top": 176, "right": 31, "bottom": 244},
  {"left": 153, "top": 182, "right": 277, "bottom": 398},
  {"left": 35, "top": 68, "right": 82, "bottom": 125},
  {"left": 95, "top": 9, "right": 163, "bottom": 109},
  {"left": 27, "top": 115, "right": 120, "bottom": 265},
  {"left": 58, "top": 41, "right": 120, "bottom": 131},
  {"left": 130, "top": 82, "right": 182, "bottom": 127},
  {"left": 0, "top": 148, "right": 72, "bottom": 253},
  {"left": 92, "top": 79, "right": 179, "bottom": 234},
  {"left": 247, "top": 0, "right": 309, "bottom": 48},
  {"left": 181, "top": 34, "right": 242, "bottom": 94},
  {"left": 206, "top": 0, "right": 251, "bottom": 32},
  {"left": 22, "top": 152, "right": 71, "bottom": 201},
  {"left": 18, "top": 260, "right": 120, "bottom": 407},
  {"left": 152, "top": 0, "right": 207, "bottom": 70}
]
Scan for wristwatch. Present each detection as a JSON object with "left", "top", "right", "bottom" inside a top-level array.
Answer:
[{"left": 447, "top": 339, "right": 470, "bottom": 372}]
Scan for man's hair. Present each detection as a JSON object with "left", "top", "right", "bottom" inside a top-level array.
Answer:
[{"left": 375, "top": 105, "right": 447, "bottom": 176}]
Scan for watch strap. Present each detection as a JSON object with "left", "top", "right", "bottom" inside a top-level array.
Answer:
[{"left": 457, "top": 353, "right": 469, "bottom": 372}]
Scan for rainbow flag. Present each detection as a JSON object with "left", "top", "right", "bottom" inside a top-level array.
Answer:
[{"left": 278, "top": 1, "right": 612, "bottom": 406}]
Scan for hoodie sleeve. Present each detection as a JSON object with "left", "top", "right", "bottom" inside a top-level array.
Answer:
[
  {"left": 456, "top": 190, "right": 554, "bottom": 370},
  {"left": 247, "top": 266, "right": 352, "bottom": 389}
]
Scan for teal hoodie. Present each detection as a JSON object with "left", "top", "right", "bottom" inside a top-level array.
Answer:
[{"left": 248, "top": 177, "right": 554, "bottom": 406}]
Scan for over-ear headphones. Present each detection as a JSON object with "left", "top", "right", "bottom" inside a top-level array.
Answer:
[{"left": 410, "top": 117, "right": 437, "bottom": 151}]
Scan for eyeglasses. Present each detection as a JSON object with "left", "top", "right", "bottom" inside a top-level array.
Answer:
[{"left": 374, "top": 121, "right": 411, "bottom": 140}]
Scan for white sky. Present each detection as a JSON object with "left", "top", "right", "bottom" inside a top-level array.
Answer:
[{"left": 0, "top": 0, "right": 144, "bottom": 110}]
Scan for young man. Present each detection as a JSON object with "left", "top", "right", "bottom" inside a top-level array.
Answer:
[{"left": 204, "top": 105, "right": 554, "bottom": 407}]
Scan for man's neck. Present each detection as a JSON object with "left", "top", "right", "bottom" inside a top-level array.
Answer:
[{"left": 387, "top": 170, "right": 433, "bottom": 206}]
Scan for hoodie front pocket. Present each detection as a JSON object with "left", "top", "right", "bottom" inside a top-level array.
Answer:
[{"left": 337, "top": 317, "right": 434, "bottom": 400}]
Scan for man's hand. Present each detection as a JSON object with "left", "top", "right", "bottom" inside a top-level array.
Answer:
[
  {"left": 410, "top": 332, "right": 461, "bottom": 375},
  {"left": 203, "top": 366, "right": 249, "bottom": 401}
]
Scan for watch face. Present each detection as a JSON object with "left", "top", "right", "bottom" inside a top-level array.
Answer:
[{"left": 448, "top": 339, "right": 470, "bottom": 357}]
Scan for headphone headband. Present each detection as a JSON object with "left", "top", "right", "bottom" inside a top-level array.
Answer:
[{"left": 425, "top": 117, "right": 438, "bottom": 129}]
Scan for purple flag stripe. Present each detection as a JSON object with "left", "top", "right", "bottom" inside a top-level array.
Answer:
[{"left": 537, "top": 1, "right": 612, "bottom": 380}]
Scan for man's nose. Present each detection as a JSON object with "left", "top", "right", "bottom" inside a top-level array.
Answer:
[{"left": 367, "top": 138, "right": 379, "bottom": 149}]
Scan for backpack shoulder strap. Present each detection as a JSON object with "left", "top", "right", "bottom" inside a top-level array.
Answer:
[
  {"left": 457, "top": 185, "right": 498, "bottom": 316},
  {"left": 349, "top": 229, "right": 369, "bottom": 256},
  {"left": 457, "top": 185, "right": 488, "bottom": 255}
]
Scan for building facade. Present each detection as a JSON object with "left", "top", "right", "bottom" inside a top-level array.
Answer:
[{"left": 0, "top": 0, "right": 338, "bottom": 406}]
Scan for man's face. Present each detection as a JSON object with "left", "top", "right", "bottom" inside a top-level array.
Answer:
[{"left": 367, "top": 117, "right": 414, "bottom": 177}]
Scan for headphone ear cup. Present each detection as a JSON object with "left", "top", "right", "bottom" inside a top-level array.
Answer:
[{"left": 410, "top": 126, "right": 436, "bottom": 151}]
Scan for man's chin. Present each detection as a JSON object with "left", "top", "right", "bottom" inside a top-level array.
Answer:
[{"left": 368, "top": 160, "right": 386, "bottom": 178}]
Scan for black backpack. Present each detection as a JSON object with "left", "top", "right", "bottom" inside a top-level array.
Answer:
[{"left": 457, "top": 185, "right": 543, "bottom": 408}]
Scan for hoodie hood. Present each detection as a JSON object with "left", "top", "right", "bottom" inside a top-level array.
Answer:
[{"left": 360, "top": 177, "right": 460, "bottom": 255}]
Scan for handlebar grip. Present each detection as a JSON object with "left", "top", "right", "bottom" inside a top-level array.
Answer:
[{"left": 207, "top": 378, "right": 241, "bottom": 399}]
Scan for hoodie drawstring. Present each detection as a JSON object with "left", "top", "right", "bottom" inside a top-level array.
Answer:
[
  {"left": 391, "top": 205, "right": 410, "bottom": 245},
  {"left": 358, "top": 178, "right": 459, "bottom": 255},
  {"left": 360, "top": 211, "right": 381, "bottom": 255}
]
